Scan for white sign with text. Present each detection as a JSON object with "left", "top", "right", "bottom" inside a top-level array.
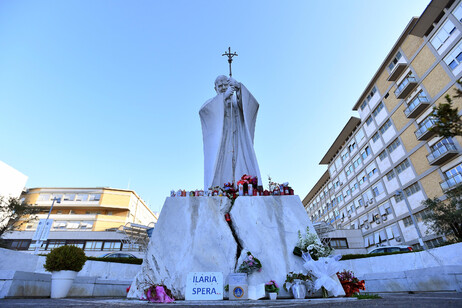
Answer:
[{"left": 185, "top": 272, "right": 223, "bottom": 300}]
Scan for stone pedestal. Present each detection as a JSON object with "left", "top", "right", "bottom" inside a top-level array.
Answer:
[{"left": 128, "top": 196, "right": 317, "bottom": 299}]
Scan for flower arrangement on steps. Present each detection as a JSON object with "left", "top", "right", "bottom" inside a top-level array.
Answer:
[
  {"left": 283, "top": 272, "right": 314, "bottom": 299},
  {"left": 265, "top": 280, "right": 279, "bottom": 300}
]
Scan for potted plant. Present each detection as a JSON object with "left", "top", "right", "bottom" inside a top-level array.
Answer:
[
  {"left": 44, "top": 245, "right": 87, "bottom": 298},
  {"left": 283, "top": 272, "right": 313, "bottom": 298},
  {"left": 265, "top": 280, "right": 279, "bottom": 300}
]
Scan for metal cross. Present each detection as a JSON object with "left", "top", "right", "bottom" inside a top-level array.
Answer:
[{"left": 222, "top": 47, "right": 238, "bottom": 77}]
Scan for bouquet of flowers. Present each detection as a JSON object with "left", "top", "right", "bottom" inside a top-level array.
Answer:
[
  {"left": 336, "top": 270, "right": 365, "bottom": 297},
  {"left": 140, "top": 284, "right": 174, "bottom": 303},
  {"left": 237, "top": 251, "right": 262, "bottom": 274},
  {"left": 293, "top": 227, "right": 332, "bottom": 261},
  {"left": 222, "top": 182, "right": 237, "bottom": 199},
  {"left": 237, "top": 174, "right": 258, "bottom": 187},
  {"left": 283, "top": 271, "right": 313, "bottom": 292},
  {"left": 265, "top": 280, "right": 279, "bottom": 293}
]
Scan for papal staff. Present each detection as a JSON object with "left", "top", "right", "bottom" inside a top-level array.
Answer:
[{"left": 222, "top": 47, "right": 238, "bottom": 187}]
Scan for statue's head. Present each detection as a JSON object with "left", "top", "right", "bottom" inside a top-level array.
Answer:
[{"left": 214, "top": 75, "right": 229, "bottom": 94}]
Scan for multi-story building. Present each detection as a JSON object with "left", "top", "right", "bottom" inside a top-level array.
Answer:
[
  {"left": 1, "top": 187, "right": 158, "bottom": 256},
  {"left": 303, "top": 0, "right": 462, "bottom": 251}
]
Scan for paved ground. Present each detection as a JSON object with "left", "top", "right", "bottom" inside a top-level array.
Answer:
[{"left": 1, "top": 292, "right": 461, "bottom": 307}]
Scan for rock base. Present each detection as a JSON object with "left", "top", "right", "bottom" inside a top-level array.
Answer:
[{"left": 128, "top": 196, "right": 317, "bottom": 299}]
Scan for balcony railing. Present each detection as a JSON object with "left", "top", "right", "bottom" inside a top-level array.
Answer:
[
  {"left": 395, "top": 76, "right": 418, "bottom": 99},
  {"left": 427, "top": 141, "right": 458, "bottom": 165},
  {"left": 387, "top": 62, "right": 407, "bottom": 81},
  {"left": 440, "top": 173, "right": 462, "bottom": 192},
  {"left": 415, "top": 116, "right": 436, "bottom": 140},
  {"left": 404, "top": 95, "right": 430, "bottom": 118}
]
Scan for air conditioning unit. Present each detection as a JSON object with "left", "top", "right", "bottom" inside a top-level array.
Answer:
[
  {"left": 340, "top": 182, "right": 343, "bottom": 186},
  {"left": 396, "top": 236, "right": 402, "bottom": 242},
  {"left": 347, "top": 214, "right": 351, "bottom": 218},
  {"left": 369, "top": 199, "right": 374, "bottom": 204},
  {"left": 364, "top": 203, "right": 369, "bottom": 208},
  {"left": 382, "top": 215, "right": 388, "bottom": 221},
  {"left": 376, "top": 220, "right": 381, "bottom": 224},
  {"left": 364, "top": 225, "right": 370, "bottom": 230}
]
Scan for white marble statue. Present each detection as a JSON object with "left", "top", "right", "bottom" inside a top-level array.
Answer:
[{"left": 199, "top": 75, "right": 262, "bottom": 189}]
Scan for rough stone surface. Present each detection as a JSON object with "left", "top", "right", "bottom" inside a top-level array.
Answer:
[
  {"left": 230, "top": 196, "right": 317, "bottom": 297},
  {"left": 128, "top": 196, "right": 318, "bottom": 299},
  {"left": 128, "top": 196, "right": 237, "bottom": 299}
]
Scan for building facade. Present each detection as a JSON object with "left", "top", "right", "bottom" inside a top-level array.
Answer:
[
  {"left": 303, "top": 0, "right": 462, "bottom": 251},
  {"left": 1, "top": 187, "right": 158, "bottom": 256}
]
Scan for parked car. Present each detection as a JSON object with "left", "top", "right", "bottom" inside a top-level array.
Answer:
[
  {"left": 100, "top": 252, "right": 138, "bottom": 259},
  {"left": 368, "top": 246, "right": 413, "bottom": 254}
]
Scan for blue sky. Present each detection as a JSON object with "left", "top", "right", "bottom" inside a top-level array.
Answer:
[{"left": 0, "top": 0, "right": 430, "bottom": 213}]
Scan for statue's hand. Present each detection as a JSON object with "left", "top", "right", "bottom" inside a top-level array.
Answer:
[
  {"left": 228, "top": 77, "right": 241, "bottom": 90},
  {"left": 224, "top": 86, "right": 235, "bottom": 101}
]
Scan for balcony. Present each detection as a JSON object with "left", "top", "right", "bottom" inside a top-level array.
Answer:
[
  {"left": 395, "top": 76, "right": 418, "bottom": 99},
  {"left": 440, "top": 173, "right": 462, "bottom": 192},
  {"left": 387, "top": 62, "right": 407, "bottom": 81},
  {"left": 414, "top": 116, "right": 436, "bottom": 140},
  {"left": 427, "top": 141, "right": 458, "bottom": 165},
  {"left": 404, "top": 95, "right": 430, "bottom": 118}
]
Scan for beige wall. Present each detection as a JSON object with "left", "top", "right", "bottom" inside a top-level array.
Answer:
[
  {"left": 391, "top": 103, "right": 408, "bottom": 132},
  {"left": 100, "top": 191, "right": 130, "bottom": 208},
  {"left": 376, "top": 70, "right": 391, "bottom": 97},
  {"left": 400, "top": 125, "right": 420, "bottom": 152},
  {"left": 384, "top": 85, "right": 400, "bottom": 111},
  {"left": 422, "top": 64, "right": 451, "bottom": 99},
  {"left": 434, "top": 86, "right": 462, "bottom": 110},
  {"left": 420, "top": 170, "right": 443, "bottom": 199},
  {"left": 409, "top": 146, "right": 431, "bottom": 176},
  {"left": 93, "top": 217, "right": 127, "bottom": 231},
  {"left": 401, "top": 35, "right": 424, "bottom": 60},
  {"left": 411, "top": 45, "right": 436, "bottom": 78}
]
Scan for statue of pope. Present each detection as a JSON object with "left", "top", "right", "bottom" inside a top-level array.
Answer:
[{"left": 199, "top": 75, "right": 262, "bottom": 190}]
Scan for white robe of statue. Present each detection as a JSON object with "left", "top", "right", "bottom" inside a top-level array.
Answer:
[{"left": 199, "top": 76, "right": 262, "bottom": 190}]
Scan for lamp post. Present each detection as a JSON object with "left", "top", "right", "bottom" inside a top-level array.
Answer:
[
  {"left": 34, "top": 197, "right": 61, "bottom": 254},
  {"left": 395, "top": 190, "right": 427, "bottom": 250}
]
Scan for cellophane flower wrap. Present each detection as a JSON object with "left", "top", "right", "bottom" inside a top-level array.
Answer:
[
  {"left": 141, "top": 284, "right": 175, "bottom": 303},
  {"left": 237, "top": 251, "right": 262, "bottom": 274},
  {"left": 302, "top": 253, "right": 345, "bottom": 297},
  {"left": 336, "top": 270, "right": 365, "bottom": 297},
  {"left": 295, "top": 227, "right": 333, "bottom": 261}
]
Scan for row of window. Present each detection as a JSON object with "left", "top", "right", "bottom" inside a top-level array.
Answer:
[
  {"left": 371, "top": 119, "right": 392, "bottom": 142},
  {"left": 365, "top": 102, "right": 386, "bottom": 127},
  {"left": 395, "top": 182, "right": 421, "bottom": 203},
  {"left": 4, "top": 239, "right": 135, "bottom": 252},
  {"left": 38, "top": 193, "right": 101, "bottom": 202},
  {"left": 360, "top": 87, "right": 378, "bottom": 111}
]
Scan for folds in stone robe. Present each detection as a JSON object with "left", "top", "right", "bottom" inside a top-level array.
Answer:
[{"left": 199, "top": 84, "right": 261, "bottom": 190}]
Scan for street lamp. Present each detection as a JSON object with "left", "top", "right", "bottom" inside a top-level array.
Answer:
[
  {"left": 395, "top": 190, "right": 427, "bottom": 250},
  {"left": 34, "top": 197, "right": 61, "bottom": 254}
]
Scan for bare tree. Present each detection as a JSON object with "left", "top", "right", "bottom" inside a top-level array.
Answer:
[{"left": 0, "top": 196, "right": 39, "bottom": 238}]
